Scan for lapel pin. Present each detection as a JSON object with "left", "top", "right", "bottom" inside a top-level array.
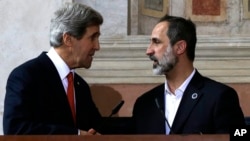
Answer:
[
  {"left": 191, "top": 93, "right": 198, "bottom": 99},
  {"left": 77, "top": 82, "right": 80, "bottom": 85}
]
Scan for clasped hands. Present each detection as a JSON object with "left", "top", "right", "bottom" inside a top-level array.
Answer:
[{"left": 80, "top": 128, "right": 100, "bottom": 135}]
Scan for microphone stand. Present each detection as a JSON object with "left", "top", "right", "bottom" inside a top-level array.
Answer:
[
  {"left": 96, "top": 100, "right": 125, "bottom": 133},
  {"left": 155, "top": 98, "right": 173, "bottom": 134}
]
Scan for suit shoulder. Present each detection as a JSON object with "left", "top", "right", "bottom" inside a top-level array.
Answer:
[
  {"left": 12, "top": 53, "right": 48, "bottom": 71},
  {"left": 136, "top": 84, "right": 164, "bottom": 102},
  {"left": 8, "top": 52, "right": 51, "bottom": 78},
  {"left": 202, "top": 76, "right": 235, "bottom": 92}
]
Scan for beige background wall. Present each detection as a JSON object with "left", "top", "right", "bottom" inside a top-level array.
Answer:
[{"left": 1, "top": 0, "right": 250, "bottom": 135}]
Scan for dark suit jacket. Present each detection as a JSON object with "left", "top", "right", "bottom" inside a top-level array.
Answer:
[
  {"left": 3, "top": 52, "right": 102, "bottom": 134},
  {"left": 132, "top": 70, "right": 246, "bottom": 134}
]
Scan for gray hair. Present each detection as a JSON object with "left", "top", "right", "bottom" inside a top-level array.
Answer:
[{"left": 50, "top": 3, "right": 103, "bottom": 47}]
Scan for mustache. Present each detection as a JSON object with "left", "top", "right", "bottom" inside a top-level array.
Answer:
[{"left": 149, "top": 55, "right": 158, "bottom": 62}]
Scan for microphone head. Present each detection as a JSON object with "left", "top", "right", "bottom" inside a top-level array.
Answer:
[{"left": 111, "top": 100, "right": 124, "bottom": 115}]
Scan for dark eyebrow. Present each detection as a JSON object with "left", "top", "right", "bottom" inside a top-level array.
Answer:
[
  {"left": 92, "top": 32, "right": 100, "bottom": 37},
  {"left": 151, "top": 37, "right": 160, "bottom": 43},
  {"left": 89, "top": 32, "right": 101, "bottom": 39}
]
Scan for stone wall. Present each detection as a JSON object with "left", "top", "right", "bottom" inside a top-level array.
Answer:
[
  {"left": 133, "top": 0, "right": 250, "bottom": 35},
  {"left": 75, "top": 0, "right": 128, "bottom": 37}
]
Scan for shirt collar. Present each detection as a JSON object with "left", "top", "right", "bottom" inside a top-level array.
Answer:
[
  {"left": 46, "top": 47, "right": 74, "bottom": 80},
  {"left": 165, "top": 69, "right": 196, "bottom": 97}
]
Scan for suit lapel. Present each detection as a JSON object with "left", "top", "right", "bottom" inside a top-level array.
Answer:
[
  {"left": 151, "top": 84, "right": 166, "bottom": 133},
  {"left": 154, "top": 84, "right": 165, "bottom": 110},
  {"left": 38, "top": 52, "right": 74, "bottom": 122},
  {"left": 73, "top": 74, "right": 92, "bottom": 124},
  {"left": 156, "top": 86, "right": 167, "bottom": 134},
  {"left": 38, "top": 52, "right": 67, "bottom": 97},
  {"left": 73, "top": 74, "right": 83, "bottom": 113},
  {"left": 171, "top": 71, "right": 204, "bottom": 133}
]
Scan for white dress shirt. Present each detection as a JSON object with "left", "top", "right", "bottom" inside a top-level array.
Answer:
[
  {"left": 46, "top": 47, "right": 74, "bottom": 93},
  {"left": 164, "top": 69, "right": 195, "bottom": 134}
]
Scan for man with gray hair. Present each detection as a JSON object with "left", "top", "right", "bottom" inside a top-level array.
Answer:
[{"left": 3, "top": 2, "right": 103, "bottom": 135}]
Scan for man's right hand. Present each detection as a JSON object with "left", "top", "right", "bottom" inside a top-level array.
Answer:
[{"left": 79, "top": 128, "right": 100, "bottom": 135}]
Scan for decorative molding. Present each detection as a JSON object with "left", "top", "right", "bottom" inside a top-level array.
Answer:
[
  {"left": 140, "top": 0, "right": 169, "bottom": 18},
  {"left": 186, "top": 0, "right": 227, "bottom": 22},
  {"left": 243, "top": 0, "right": 250, "bottom": 19},
  {"left": 76, "top": 35, "right": 250, "bottom": 84}
]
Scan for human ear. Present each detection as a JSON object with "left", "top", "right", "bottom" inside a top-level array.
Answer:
[
  {"left": 176, "top": 40, "right": 186, "bottom": 55},
  {"left": 62, "top": 33, "right": 72, "bottom": 46}
]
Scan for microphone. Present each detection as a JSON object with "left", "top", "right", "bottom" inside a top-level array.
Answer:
[
  {"left": 96, "top": 100, "right": 125, "bottom": 132},
  {"left": 109, "top": 100, "right": 124, "bottom": 117},
  {"left": 155, "top": 98, "right": 173, "bottom": 134}
]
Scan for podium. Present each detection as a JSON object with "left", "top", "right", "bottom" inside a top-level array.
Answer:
[{"left": 0, "top": 134, "right": 230, "bottom": 141}]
